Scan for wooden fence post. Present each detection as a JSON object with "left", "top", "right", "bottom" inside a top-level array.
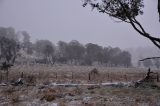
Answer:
[
  {"left": 157, "top": 73, "right": 159, "bottom": 82},
  {"left": 107, "top": 73, "right": 109, "bottom": 80},
  {"left": 88, "top": 73, "right": 91, "bottom": 81}
]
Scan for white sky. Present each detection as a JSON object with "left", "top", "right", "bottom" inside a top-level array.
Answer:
[{"left": 0, "top": 0, "right": 160, "bottom": 49}]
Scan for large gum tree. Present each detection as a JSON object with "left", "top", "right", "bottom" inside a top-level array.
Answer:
[
  {"left": 82, "top": 0, "right": 160, "bottom": 61},
  {"left": 82, "top": 0, "right": 160, "bottom": 49}
]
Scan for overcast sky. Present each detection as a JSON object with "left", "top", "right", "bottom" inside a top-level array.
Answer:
[{"left": 0, "top": 0, "right": 160, "bottom": 49}]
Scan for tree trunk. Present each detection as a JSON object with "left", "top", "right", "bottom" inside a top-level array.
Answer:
[{"left": 158, "top": 0, "right": 160, "bottom": 21}]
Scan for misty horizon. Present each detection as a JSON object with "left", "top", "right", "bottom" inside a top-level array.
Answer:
[{"left": 0, "top": 0, "right": 160, "bottom": 49}]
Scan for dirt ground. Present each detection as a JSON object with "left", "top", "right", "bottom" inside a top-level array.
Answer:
[{"left": 0, "top": 65, "right": 160, "bottom": 106}]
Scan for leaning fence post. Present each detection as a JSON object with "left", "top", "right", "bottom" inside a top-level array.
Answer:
[
  {"left": 88, "top": 72, "right": 91, "bottom": 81},
  {"left": 157, "top": 73, "right": 159, "bottom": 82}
]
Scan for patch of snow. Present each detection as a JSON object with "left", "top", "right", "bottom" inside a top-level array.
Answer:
[
  {"left": 68, "top": 100, "right": 81, "bottom": 106},
  {"left": 49, "top": 82, "right": 131, "bottom": 87},
  {"left": 26, "top": 99, "right": 58, "bottom": 106},
  {"left": 83, "top": 97, "right": 92, "bottom": 103},
  {"left": 0, "top": 82, "right": 7, "bottom": 86}
]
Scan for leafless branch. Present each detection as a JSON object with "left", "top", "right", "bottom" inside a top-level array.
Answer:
[{"left": 139, "top": 57, "right": 160, "bottom": 61}]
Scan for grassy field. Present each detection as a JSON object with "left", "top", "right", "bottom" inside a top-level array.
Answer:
[
  {"left": 0, "top": 65, "right": 160, "bottom": 106},
  {"left": 8, "top": 65, "right": 154, "bottom": 83}
]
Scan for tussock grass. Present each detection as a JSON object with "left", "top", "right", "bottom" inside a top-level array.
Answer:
[{"left": 0, "top": 65, "right": 160, "bottom": 106}]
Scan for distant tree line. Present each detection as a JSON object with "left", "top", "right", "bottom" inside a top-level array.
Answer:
[
  {"left": 55, "top": 40, "right": 132, "bottom": 67},
  {"left": 138, "top": 59, "right": 160, "bottom": 69},
  {"left": 0, "top": 27, "right": 132, "bottom": 67}
]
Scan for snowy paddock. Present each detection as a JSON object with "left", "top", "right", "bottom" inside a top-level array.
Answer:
[{"left": 0, "top": 65, "right": 160, "bottom": 106}]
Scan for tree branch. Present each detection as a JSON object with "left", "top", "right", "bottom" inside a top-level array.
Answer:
[
  {"left": 83, "top": 0, "right": 160, "bottom": 49},
  {"left": 117, "top": 0, "right": 160, "bottom": 49},
  {"left": 139, "top": 57, "right": 160, "bottom": 61}
]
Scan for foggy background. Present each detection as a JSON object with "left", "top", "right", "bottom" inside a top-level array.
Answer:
[{"left": 0, "top": 0, "right": 160, "bottom": 49}]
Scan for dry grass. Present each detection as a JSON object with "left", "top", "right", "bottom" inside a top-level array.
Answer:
[
  {"left": 8, "top": 64, "right": 153, "bottom": 83},
  {"left": 0, "top": 64, "right": 160, "bottom": 106}
]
